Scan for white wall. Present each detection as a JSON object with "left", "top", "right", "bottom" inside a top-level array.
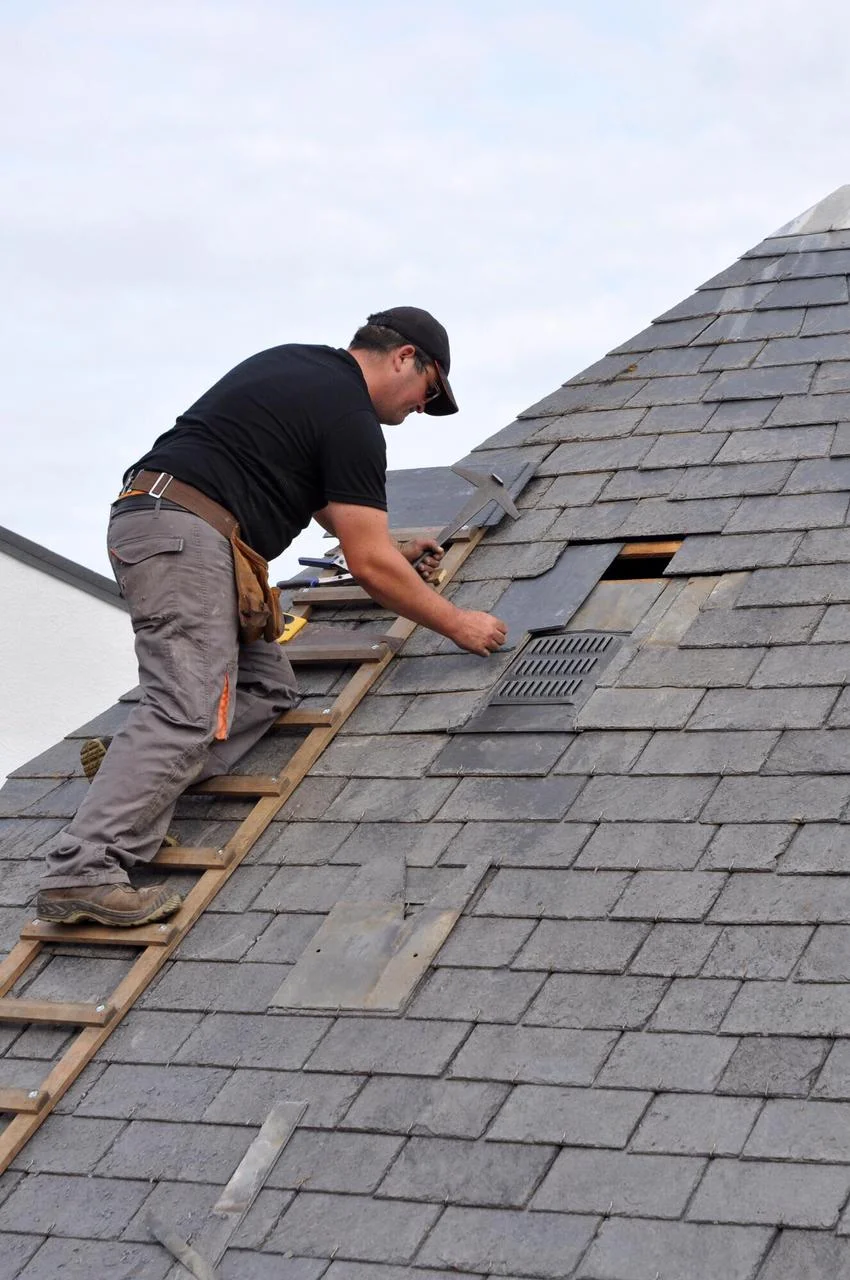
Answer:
[{"left": 0, "top": 553, "right": 138, "bottom": 783}]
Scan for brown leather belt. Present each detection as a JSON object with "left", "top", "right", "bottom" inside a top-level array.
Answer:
[{"left": 118, "top": 470, "right": 239, "bottom": 542}]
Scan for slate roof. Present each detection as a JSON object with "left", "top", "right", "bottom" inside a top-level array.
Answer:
[
  {"left": 0, "top": 524, "right": 126, "bottom": 610},
  {"left": 3, "top": 186, "right": 850, "bottom": 1278}
]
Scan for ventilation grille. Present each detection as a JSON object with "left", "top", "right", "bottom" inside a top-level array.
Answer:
[{"left": 491, "top": 631, "right": 621, "bottom": 706}]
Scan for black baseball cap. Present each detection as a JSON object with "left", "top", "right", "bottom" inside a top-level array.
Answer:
[{"left": 368, "top": 306, "right": 458, "bottom": 416}]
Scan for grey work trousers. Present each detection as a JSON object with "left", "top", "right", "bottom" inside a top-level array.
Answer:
[{"left": 42, "top": 504, "right": 298, "bottom": 889}]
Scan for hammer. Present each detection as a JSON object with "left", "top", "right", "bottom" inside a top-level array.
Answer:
[{"left": 414, "top": 464, "right": 520, "bottom": 569}]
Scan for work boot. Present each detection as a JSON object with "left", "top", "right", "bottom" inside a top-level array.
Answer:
[
  {"left": 36, "top": 883, "right": 183, "bottom": 927},
  {"left": 79, "top": 736, "right": 112, "bottom": 781}
]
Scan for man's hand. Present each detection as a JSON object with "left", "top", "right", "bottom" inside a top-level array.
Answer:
[
  {"left": 448, "top": 610, "right": 507, "bottom": 657},
  {"left": 398, "top": 537, "right": 444, "bottom": 582}
]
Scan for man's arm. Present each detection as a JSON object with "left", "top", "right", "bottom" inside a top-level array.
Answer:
[{"left": 317, "top": 502, "right": 506, "bottom": 657}]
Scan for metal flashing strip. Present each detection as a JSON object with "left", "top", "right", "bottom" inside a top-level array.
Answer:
[
  {"left": 271, "top": 856, "right": 491, "bottom": 1015},
  {"left": 490, "top": 631, "right": 622, "bottom": 706}
]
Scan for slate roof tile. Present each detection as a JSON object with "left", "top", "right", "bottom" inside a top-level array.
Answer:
[
  {"left": 667, "top": 532, "right": 800, "bottom": 572},
  {"left": 267, "top": 1192, "right": 440, "bottom": 1265},
  {"left": 814, "top": 361, "right": 850, "bottom": 392},
  {"left": 701, "top": 339, "right": 767, "bottom": 370},
  {"left": 640, "top": 431, "right": 727, "bottom": 468},
  {"left": 512, "top": 920, "right": 649, "bottom": 972},
  {"left": 782, "top": 455, "right": 850, "bottom": 491},
  {"left": 692, "top": 309, "right": 805, "bottom": 344},
  {"left": 378, "top": 1135, "right": 556, "bottom": 1207},
  {"left": 531, "top": 1146, "right": 703, "bottom": 1217},
  {"left": 529, "top": 407, "right": 646, "bottom": 442},
  {"left": 705, "top": 365, "right": 816, "bottom": 400},
  {"left": 578, "top": 1217, "right": 772, "bottom": 1280},
  {"left": 725, "top": 492, "right": 849, "bottom": 532},
  {"left": 631, "top": 1092, "right": 760, "bottom": 1156},
  {"left": 649, "top": 977, "right": 739, "bottom": 1032},
  {"left": 602, "top": 466, "right": 679, "bottom": 499},
  {"left": 655, "top": 283, "right": 776, "bottom": 321},
  {"left": 717, "top": 1036, "right": 829, "bottom": 1098},
  {"left": 518, "top": 379, "right": 649, "bottom": 418},
  {"left": 417, "top": 1204, "right": 598, "bottom": 1277},
  {"left": 537, "top": 435, "right": 655, "bottom": 475},
  {"left": 687, "top": 1158, "right": 850, "bottom": 1228},
  {"left": 802, "top": 300, "right": 850, "bottom": 334},
  {"left": 610, "top": 316, "right": 714, "bottom": 352}
]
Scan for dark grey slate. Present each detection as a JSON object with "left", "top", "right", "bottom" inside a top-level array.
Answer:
[
  {"left": 681, "top": 605, "right": 821, "bottom": 648},
  {"left": 767, "top": 390, "right": 850, "bottom": 425},
  {"left": 699, "top": 824, "right": 796, "bottom": 870},
  {"left": 418, "top": 1204, "right": 598, "bottom": 1277},
  {"left": 782, "top": 455, "right": 850, "bottom": 492},
  {"left": 341, "top": 1076, "right": 508, "bottom": 1139},
  {"left": 755, "top": 332, "right": 850, "bottom": 364},
  {"left": 531, "top": 1147, "right": 703, "bottom": 1217},
  {"left": 704, "top": 365, "right": 815, "bottom": 400},
  {"left": 544, "top": 471, "right": 613, "bottom": 506},
  {"left": 536, "top": 436, "right": 655, "bottom": 475},
  {"left": 488, "top": 540, "right": 621, "bottom": 647},
  {"left": 267, "top": 1192, "right": 440, "bottom": 1265},
  {"left": 718, "top": 1037, "right": 829, "bottom": 1097},
  {"left": 530, "top": 407, "right": 646, "bottom": 442},
  {"left": 487, "top": 1083, "right": 651, "bottom": 1146},
  {"left": 578, "top": 1219, "right": 772, "bottom": 1280},
  {"left": 758, "top": 1230, "right": 850, "bottom": 1279},
  {"left": 602, "top": 467, "right": 679, "bottom": 499},
  {"left": 610, "top": 316, "right": 714, "bottom": 352},
  {"left": 802, "top": 301, "right": 850, "bottom": 334},
  {"left": 714, "top": 424, "right": 834, "bottom": 464},
  {"left": 525, "top": 975, "right": 666, "bottom": 1030},
  {"left": 512, "top": 920, "right": 649, "bottom": 971},
  {"left": 378, "top": 1135, "right": 556, "bottom": 1207},
  {"left": 758, "top": 275, "right": 850, "bottom": 308},
  {"left": 518, "top": 379, "right": 648, "bottom": 418},
  {"left": 725, "top": 492, "right": 849, "bottom": 532},
  {"left": 744, "top": 1098, "right": 850, "bottom": 1161},
  {"left": 655, "top": 284, "right": 775, "bottom": 321},
  {"left": 474, "top": 869, "right": 629, "bottom": 920},
  {"left": 819, "top": 357, "right": 850, "bottom": 391},
  {"left": 428, "top": 733, "right": 572, "bottom": 777},
  {"left": 687, "top": 1158, "right": 850, "bottom": 1228},
  {"left": 631, "top": 1092, "right": 760, "bottom": 1156},
  {"left": 737, "top": 563, "right": 850, "bottom": 606},
  {"left": 701, "top": 340, "right": 767, "bottom": 370},
  {"left": 666, "top": 532, "right": 799, "bottom": 573},
  {"left": 703, "top": 925, "right": 811, "bottom": 979},
  {"left": 626, "top": 373, "right": 720, "bottom": 405},
  {"left": 693, "top": 309, "right": 805, "bottom": 344},
  {"left": 635, "top": 403, "right": 717, "bottom": 433},
  {"left": 640, "top": 432, "right": 727, "bottom": 468},
  {"left": 573, "top": 822, "right": 713, "bottom": 870}
]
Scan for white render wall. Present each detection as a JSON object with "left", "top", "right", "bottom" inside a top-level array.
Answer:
[{"left": 0, "top": 553, "right": 138, "bottom": 783}]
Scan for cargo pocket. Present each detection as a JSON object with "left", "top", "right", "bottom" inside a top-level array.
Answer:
[{"left": 108, "top": 535, "right": 184, "bottom": 600}]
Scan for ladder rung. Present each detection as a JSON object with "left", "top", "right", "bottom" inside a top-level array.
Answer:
[
  {"left": 21, "top": 920, "right": 179, "bottom": 946},
  {"left": 152, "top": 845, "right": 230, "bottom": 869},
  {"left": 275, "top": 706, "right": 339, "bottom": 728},
  {"left": 0, "top": 998, "right": 116, "bottom": 1026},
  {"left": 0, "top": 1088, "right": 49, "bottom": 1114},
  {"left": 291, "top": 585, "right": 371, "bottom": 606},
  {"left": 287, "top": 638, "right": 390, "bottom": 664},
  {"left": 189, "top": 776, "right": 281, "bottom": 797}
]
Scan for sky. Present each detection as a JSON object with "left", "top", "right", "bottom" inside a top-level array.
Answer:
[{"left": 2, "top": 0, "right": 850, "bottom": 585}]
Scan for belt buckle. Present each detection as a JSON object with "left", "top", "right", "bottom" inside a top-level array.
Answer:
[{"left": 149, "top": 472, "right": 173, "bottom": 499}]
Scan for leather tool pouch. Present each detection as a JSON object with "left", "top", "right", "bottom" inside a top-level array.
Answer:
[{"left": 230, "top": 530, "right": 283, "bottom": 644}]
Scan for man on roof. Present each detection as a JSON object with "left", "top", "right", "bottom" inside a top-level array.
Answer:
[{"left": 37, "top": 307, "right": 507, "bottom": 927}]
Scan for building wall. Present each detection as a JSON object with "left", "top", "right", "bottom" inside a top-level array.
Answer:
[{"left": 0, "top": 552, "right": 137, "bottom": 782}]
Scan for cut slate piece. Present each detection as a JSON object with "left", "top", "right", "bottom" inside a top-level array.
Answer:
[
  {"left": 384, "top": 456, "right": 536, "bottom": 532},
  {"left": 494, "top": 541, "right": 622, "bottom": 648},
  {"left": 271, "top": 855, "right": 490, "bottom": 1014}
]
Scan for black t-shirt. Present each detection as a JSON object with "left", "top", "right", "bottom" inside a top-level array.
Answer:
[{"left": 129, "top": 344, "right": 387, "bottom": 560}]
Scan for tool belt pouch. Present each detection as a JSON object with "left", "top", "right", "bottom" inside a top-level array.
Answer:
[{"left": 230, "top": 530, "right": 283, "bottom": 644}]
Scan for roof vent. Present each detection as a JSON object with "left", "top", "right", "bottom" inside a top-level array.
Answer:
[{"left": 490, "top": 631, "right": 621, "bottom": 706}]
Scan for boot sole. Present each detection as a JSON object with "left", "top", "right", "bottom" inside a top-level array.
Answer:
[
  {"left": 80, "top": 738, "right": 110, "bottom": 782},
  {"left": 36, "top": 894, "right": 183, "bottom": 927}
]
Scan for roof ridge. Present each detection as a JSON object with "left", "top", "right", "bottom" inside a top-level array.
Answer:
[{"left": 767, "top": 183, "right": 850, "bottom": 237}]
